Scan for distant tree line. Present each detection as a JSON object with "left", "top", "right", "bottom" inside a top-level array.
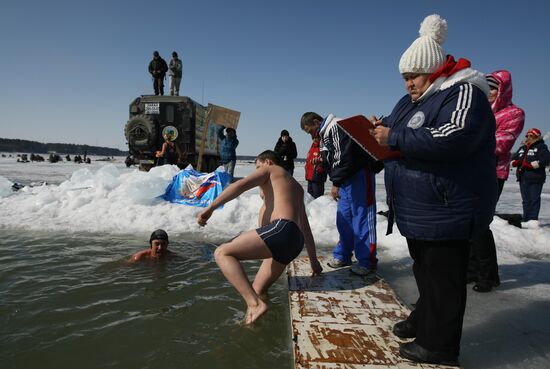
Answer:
[
  {"left": 235, "top": 155, "right": 305, "bottom": 162},
  {"left": 0, "top": 138, "right": 128, "bottom": 156}
]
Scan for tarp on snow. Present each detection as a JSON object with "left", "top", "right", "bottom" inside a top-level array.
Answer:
[{"left": 162, "top": 166, "right": 231, "bottom": 207}]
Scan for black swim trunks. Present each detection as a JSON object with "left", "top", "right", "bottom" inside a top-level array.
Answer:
[{"left": 256, "top": 219, "right": 304, "bottom": 265}]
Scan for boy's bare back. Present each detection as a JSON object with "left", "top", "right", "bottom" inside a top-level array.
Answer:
[{"left": 257, "top": 164, "right": 306, "bottom": 228}]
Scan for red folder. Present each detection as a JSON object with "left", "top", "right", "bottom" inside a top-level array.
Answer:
[{"left": 336, "top": 115, "right": 401, "bottom": 161}]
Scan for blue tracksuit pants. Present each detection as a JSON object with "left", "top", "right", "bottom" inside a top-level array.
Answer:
[{"left": 332, "top": 167, "right": 377, "bottom": 269}]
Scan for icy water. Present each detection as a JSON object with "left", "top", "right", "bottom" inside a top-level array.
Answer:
[
  {"left": 0, "top": 230, "right": 292, "bottom": 369},
  {"left": 2, "top": 157, "right": 550, "bottom": 369}
]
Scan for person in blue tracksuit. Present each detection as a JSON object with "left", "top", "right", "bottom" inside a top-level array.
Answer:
[
  {"left": 300, "top": 112, "right": 379, "bottom": 277},
  {"left": 511, "top": 128, "right": 550, "bottom": 221},
  {"left": 217, "top": 126, "right": 239, "bottom": 180},
  {"left": 372, "top": 14, "right": 497, "bottom": 366}
]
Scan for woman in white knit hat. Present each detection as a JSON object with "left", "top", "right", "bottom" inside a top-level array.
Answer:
[{"left": 371, "top": 14, "right": 497, "bottom": 366}]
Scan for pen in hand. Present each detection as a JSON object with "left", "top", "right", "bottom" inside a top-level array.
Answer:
[{"left": 370, "top": 115, "right": 385, "bottom": 127}]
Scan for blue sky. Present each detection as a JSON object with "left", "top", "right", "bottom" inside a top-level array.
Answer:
[{"left": 1, "top": 0, "right": 549, "bottom": 157}]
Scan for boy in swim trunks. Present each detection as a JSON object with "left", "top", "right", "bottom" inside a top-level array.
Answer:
[{"left": 197, "top": 150, "right": 323, "bottom": 324}]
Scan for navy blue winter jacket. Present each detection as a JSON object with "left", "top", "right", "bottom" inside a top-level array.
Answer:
[
  {"left": 217, "top": 127, "right": 239, "bottom": 163},
  {"left": 384, "top": 80, "right": 497, "bottom": 241},
  {"left": 512, "top": 139, "right": 550, "bottom": 183}
]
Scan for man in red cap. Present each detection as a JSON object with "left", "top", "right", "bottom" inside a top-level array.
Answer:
[{"left": 511, "top": 128, "right": 550, "bottom": 221}]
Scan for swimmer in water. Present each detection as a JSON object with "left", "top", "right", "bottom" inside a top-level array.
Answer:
[{"left": 130, "top": 229, "right": 175, "bottom": 262}]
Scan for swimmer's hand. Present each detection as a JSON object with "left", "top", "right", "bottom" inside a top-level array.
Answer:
[
  {"left": 310, "top": 258, "right": 323, "bottom": 276},
  {"left": 197, "top": 208, "right": 213, "bottom": 226}
]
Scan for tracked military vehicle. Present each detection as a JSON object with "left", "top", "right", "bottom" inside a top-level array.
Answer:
[{"left": 124, "top": 95, "right": 239, "bottom": 172}]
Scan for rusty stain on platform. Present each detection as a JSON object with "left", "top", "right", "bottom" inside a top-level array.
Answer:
[{"left": 287, "top": 256, "right": 461, "bottom": 369}]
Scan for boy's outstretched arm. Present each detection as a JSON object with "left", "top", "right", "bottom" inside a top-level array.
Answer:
[
  {"left": 197, "top": 167, "right": 269, "bottom": 226},
  {"left": 299, "top": 205, "right": 322, "bottom": 276}
]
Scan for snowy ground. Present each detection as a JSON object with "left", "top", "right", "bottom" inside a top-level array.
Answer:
[{"left": 1, "top": 155, "right": 549, "bottom": 368}]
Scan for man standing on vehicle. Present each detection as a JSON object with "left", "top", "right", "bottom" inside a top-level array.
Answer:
[
  {"left": 169, "top": 51, "right": 183, "bottom": 96},
  {"left": 148, "top": 51, "right": 168, "bottom": 96}
]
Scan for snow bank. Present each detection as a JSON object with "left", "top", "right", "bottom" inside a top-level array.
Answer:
[
  {"left": 0, "top": 163, "right": 549, "bottom": 264},
  {"left": 0, "top": 176, "right": 13, "bottom": 198},
  {"left": 0, "top": 164, "right": 339, "bottom": 246}
]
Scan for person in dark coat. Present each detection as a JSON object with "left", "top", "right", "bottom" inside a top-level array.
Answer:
[
  {"left": 274, "top": 130, "right": 297, "bottom": 175},
  {"left": 511, "top": 128, "right": 550, "bottom": 221},
  {"left": 372, "top": 14, "right": 497, "bottom": 366},
  {"left": 148, "top": 51, "right": 168, "bottom": 96},
  {"left": 302, "top": 112, "right": 379, "bottom": 277},
  {"left": 217, "top": 126, "right": 239, "bottom": 179}
]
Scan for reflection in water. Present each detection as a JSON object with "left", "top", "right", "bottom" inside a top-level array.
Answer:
[{"left": 0, "top": 230, "right": 291, "bottom": 369}]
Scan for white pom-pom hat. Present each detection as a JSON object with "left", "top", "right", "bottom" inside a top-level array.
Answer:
[{"left": 399, "top": 14, "right": 448, "bottom": 74}]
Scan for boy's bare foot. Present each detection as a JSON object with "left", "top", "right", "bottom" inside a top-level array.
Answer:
[{"left": 245, "top": 300, "right": 268, "bottom": 324}]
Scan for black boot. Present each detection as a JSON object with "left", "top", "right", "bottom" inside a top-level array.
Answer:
[
  {"left": 393, "top": 319, "right": 416, "bottom": 339},
  {"left": 399, "top": 341, "right": 459, "bottom": 366},
  {"left": 473, "top": 279, "right": 500, "bottom": 293}
]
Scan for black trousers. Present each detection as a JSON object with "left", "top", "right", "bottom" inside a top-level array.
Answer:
[
  {"left": 153, "top": 77, "right": 164, "bottom": 96},
  {"left": 406, "top": 238, "right": 469, "bottom": 356},
  {"left": 307, "top": 181, "right": 325, "bottom": 198},
  {"left": 468, "top": 229, "right": 500, "bottom": 285},
  {"left": 468, "top": 178, "right": 504, "bottom": 285}
]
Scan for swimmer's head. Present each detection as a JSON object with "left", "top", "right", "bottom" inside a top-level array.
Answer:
[
  {"left": 255, "top": 150, "right": 282, "bottom": 167},
  {"left": 149, "top": 229, "right": 169, "bottom": 246}
]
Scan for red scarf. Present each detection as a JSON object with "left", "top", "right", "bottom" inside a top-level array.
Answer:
[
  {"left": 521, "top": 140, "right": 538, "bottom": 167},
  {"left": 429, "top": 55, "right": 471, "bottom": 83}
]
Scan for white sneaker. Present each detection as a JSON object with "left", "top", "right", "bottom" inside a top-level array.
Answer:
[
  {"left": 327, "top": 258, "right": 352, "bottom": 268},
  {"left": 350, "top": 264, "right": 376, "bottom": 276}
]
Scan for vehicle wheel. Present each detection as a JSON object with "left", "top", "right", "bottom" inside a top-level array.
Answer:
[{"left": 124, "top": 115, "right": 157, "bottom": 151}]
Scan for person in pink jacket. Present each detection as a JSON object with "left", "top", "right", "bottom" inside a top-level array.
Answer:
[
  {"left": 489, "top": 70, "right": 526, "bottom": 191},
  {"left": 468, "top": 70, "right": 525, "bottom": 292}
]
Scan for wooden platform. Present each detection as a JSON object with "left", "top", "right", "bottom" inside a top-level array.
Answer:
[{"left": 287, "top": 256, "right": 460, "bottom": 369}]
